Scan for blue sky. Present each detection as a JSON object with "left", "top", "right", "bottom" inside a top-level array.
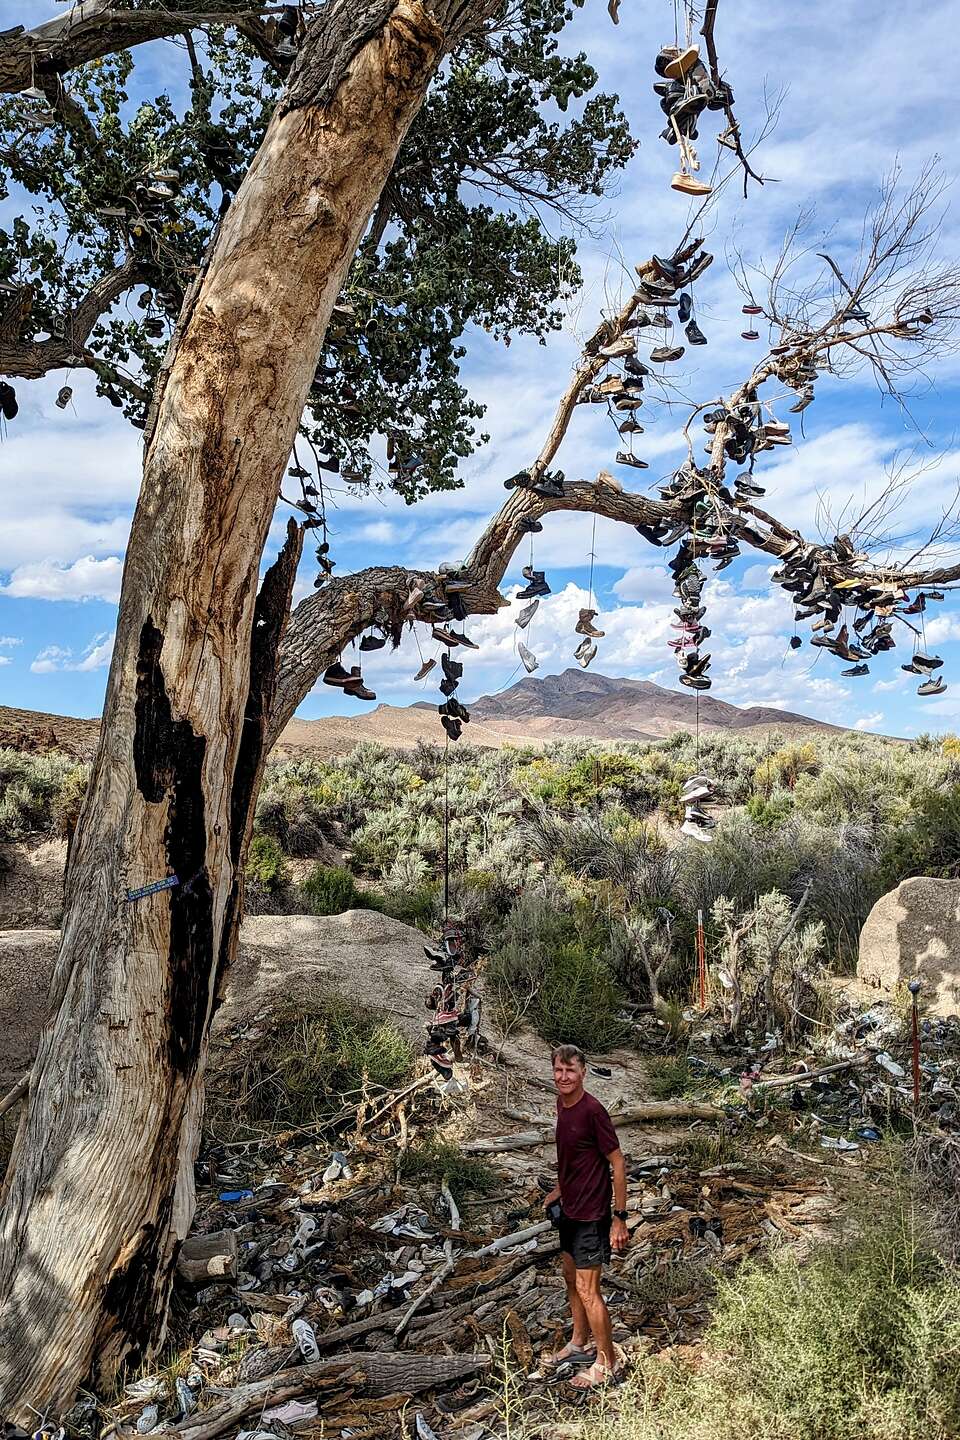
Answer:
[{"left": 2, "top": 0, "right": 960, "bottom": 736}]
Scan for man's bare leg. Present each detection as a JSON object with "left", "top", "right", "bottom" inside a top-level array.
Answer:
[
  {"left": 545, "top": 1252, "right": 595, "bottom": 1364},
  {"left": 570, "top": 1266, "right": 616, "bottom": 1386}
]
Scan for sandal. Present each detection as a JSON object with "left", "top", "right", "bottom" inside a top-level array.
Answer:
[{"left": 544, "top": 1341, "right": 595, "bottom": 1369}]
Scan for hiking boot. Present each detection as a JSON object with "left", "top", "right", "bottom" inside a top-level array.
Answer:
[
  {"left": 440, "top": 698, "right": 470, "bottom": 722},
  {"left": 344, "top": 677, "right": 376, "bottom": 701},
  {"left": 598, "top": 374, "right": 626, "bottom": 396},
  {"left": 598, "top": 336, "right": 636, "bottom": 359},
  {"left": 918, "top": 677, "right": 947, "bottom": 696},
  {"left": 650, "top": 345, "right": 685, "bottom": 363},
  {"left": 518, "top": 641, "right": 539, "bottom": 674},
  {"left": 616, "top": 451, "right": 649, "bottom": 469},
  {"left": 576, "top": 609, "right": 605, "bottom": 638},
  {"left": 359, "top": 633, "right": 385, "bottom": 651},
  {"left": 515, "top": 598, "right": 539, "bottom": 629},
  {"left": 323, "top": 662, "right": 354, "bottom": 687},
  {"left": 685, "top": 319, "right": 708, "bottom": 346},
  {"left": 518, "top": 516, "right": 543, "bottom": 534},
  {"left": 517, "top": 577, "right": 551, "bottom": 599},
  {"left": 414, "top": 658, "right": 436, "bottom": 681},
  {"left": 532, "top": 472, "right": 565, "bottom": 499}
]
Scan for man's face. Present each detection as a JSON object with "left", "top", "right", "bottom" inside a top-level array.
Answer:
[{"left": 553, "top": 1056, "right": 585, "bottom": 1096}]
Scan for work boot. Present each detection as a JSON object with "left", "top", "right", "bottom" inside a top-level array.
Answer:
[
  {"left": 576, "top": 609, "right": 605, "bottom": 638},
  {"left": 518, "top": 641, "right": 539, "bottom": 674},
  {"left": 414, "top": 658, "right": 436, "bottom": 681},
  {"left": 441, "top": 653, "right": 463, "bottom": 682},
  {"left": 517, "top": 576, "right": 551, "bottom": 599},
  {"left": 515, "top": 597, "right": 539, "bottom": 629},
  {"left": 344, "top": 676, "right": 376, "bottom": 701}
]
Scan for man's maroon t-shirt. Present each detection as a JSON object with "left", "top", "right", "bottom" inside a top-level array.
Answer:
[{"left": 555, "top": 1091, "right": 620, "bottom": 1221}]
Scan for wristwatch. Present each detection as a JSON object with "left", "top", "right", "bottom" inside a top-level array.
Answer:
[{"left": 613, "top": 1208, "right": 628, "bottom": 1221}]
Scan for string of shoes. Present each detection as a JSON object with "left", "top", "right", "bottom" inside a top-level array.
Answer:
[
  {"left": 422, "top": 919, "right": 483, "bottom": 1081},
  {"left": 652, "top": 42, "right": 733, "bottom": 196},
  {"left": 680, "top": 772, "right": 717, "bottom": 844}
]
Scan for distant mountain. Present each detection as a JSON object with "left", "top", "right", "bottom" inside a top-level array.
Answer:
[{"left": 0, "top": 671, "right": 843, "bottom": 766}]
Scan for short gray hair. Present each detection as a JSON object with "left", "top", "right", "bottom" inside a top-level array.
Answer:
[{"left": 551, "top": 1043, "right": 586, "bottom": 1067}]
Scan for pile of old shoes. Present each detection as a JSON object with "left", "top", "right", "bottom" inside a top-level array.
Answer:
[
  {"left": 574, "top": 608, "right": 604, "bottom": 669},
  {"left": 436, "top": 647, "right": 470, "bottom": 740},
  {"left": 322, "top": 660, "right": 376, "bottom": 702},
  {"left": 680, "top": 773, "right": 717, "bottom": 843}
]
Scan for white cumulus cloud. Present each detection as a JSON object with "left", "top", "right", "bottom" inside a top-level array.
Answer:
[{"left": 2, "top": 555, "right": 123, "bottom": 603}]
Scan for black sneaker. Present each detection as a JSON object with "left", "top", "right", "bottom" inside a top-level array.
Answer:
[
  {"left": 677, "top": 292, "right": 693, "bottom": 322},
  {"left": 359, "top": 633, "right": 385, "bottom": 651},
  {"left": 531, "top": 472, "right": 565, "bottom": 498},
  {"left": 441, "top": 653, "right": 463, "bottom": 681},
  {"left": 616, "top": 452, "right": 649, "bottom": 469},
  {"left": 441, "top": 715, "right": 463, "bottom": 741},
  {"left": 504, "top": 470, "right": 531, "bottom": 490},
  {"left": 685, "top": 319, "right": 708, "bottom": 346},
  {"left": 518, "top": 516, "right": 543, "bottom": 534},
  {"left": 841, "top": 663, "right": 870, "bottom": 677}
]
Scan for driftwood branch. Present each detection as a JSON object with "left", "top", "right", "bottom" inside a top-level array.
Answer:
[{"left": 0, "top": 1074, "right": 28, "bottom": 1121}]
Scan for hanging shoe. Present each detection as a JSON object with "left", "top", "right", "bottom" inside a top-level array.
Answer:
[
  {"left": 650, "top": 345, "right": 685, "bottom": 363},
  {"left": 789, "top": 635, "right": 803, "bottom": 650},
  {"left": 789, "top": 388, "right": 815, "bottom": 414},
  {"left": 518, "top": 516, "right": 543, "bottom": 534},
  {"left": 681, "top": 818, "right": 713, "bottom": 843},
  {"left": 0, "top": 381, "right": 18, "bottom": 420},
  {"left": 404, "top": 586, "right": 425, "bottom": 613},
  {"left": 344, "top": 676, "right": 376, "bottom": 701},
  {"left": 665, "top": 44, "right": 700, "bottom": 78},
  {"left": 679, "top": 673, "right": 711, "bottom": 690},
  {"left": 440, "top": 698, "right": 470, "bottom": 722},
  {"left": 55, "top": 385, "right": 72, "bottom": 409},
  {"left": 671, "top": 171, "right": 712, "bottom": 197},
  {"left": 441, "top": 715, "right": 463, "bottom": 742},
  {"left": 598, "top": 375, "right": 626, "bottom": 396},
  {"left": 741, "top": 329, "right": 760, "bottom": 341},
  {"left": 531, "top": 472, "right": 565, "bottom": 499},
  {"left": 439, "top": 676, "right": 458, "bottom": 697},
  {"left": 432, "top": 625, "right": 461, "bottom": 646},
  {"left": 518, "top": 642, "right": 539, "bottom": 674},
  {"left": 414, "top": 658, "right": 436, "bottom": 681},
  {"left": 624, "top": 356, "right": 649, "bottom": 378},
  {"left": 359, "top": 633, "right": 386, "bottom": 651},
  {"left": 677, "top": 292, "right": 693, "bottom": 322},
  {"left": 517, "top": 577, "right": 551, "bottom": 599},
  {"left": 912, "top": 652, "right": 944, "bottom": 672},
  {"left": 576, "top": 641, "right": 598, "bottom": 669},
  {"left": 323, "top": 662, "right": 354, "bottom": 687},
  {"left": 515, "top": 597, "right": 539, "bottom": 629},
  {"left": 685, "top": 319, "right": 708, "bottom": 346},
  {"left": 576, "top": 609, "right": 605, "bottom": 638},
  {"left": 841, "top": 663, "right": 870, "bottom": 677},
  {"left": 918, "top": 676, "right": 947, "bottom": 696},
  {"left": 618, "top": 418, "right": 644, "bottom": 435},
  {"left": 598, "top": 336, "right": 636, "bottom": 359},
  {"left": 616, "top": 451, "right": 649, "bottom": 469},
  {"left": 504, "top": 470, "right": 531, "bottom": 490},
  {"left": 441, "top": 653, "right": 463, "bottom": 682}
]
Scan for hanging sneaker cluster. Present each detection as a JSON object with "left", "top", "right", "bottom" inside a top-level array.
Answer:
[
  {"left": 574, "top": 608, "right": 604, "bottom": 669},
  {"left": 652, "top": 44, "right": 733, "bottom": 195},
  {"left": 504, "top": 468, "right": 566, "bottom": 500},
  {"left": 436, "top": 647, "right": 469, "bottom": 741},
  {"left": 680, "top": 773, "right": 717, "bottom": 843},
  {"left": 668, "top": 544, "right": 712, "bottom": 691},
  {"left": 770, "top": 540, "right": 949, "bottom": 695},
  {"left": 770, "top": 342, "right": 819, "bottom": 414},
  {"left": 423, "top": 920, "right": 481, "bottom": 1079},
  {"left": 321, "top": 660, "right": 375, "bottom": 701},
  {"left": 704, "top": 396, "right": 792, "bottom": 468}
]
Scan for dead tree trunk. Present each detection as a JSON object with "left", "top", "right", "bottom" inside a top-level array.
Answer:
[{"left": 0, "top": 0, "right": 448, "bottom": 1419}]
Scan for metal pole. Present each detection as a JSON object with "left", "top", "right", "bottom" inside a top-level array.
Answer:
[{"left": 909, "top": 979, "right": 921, "bottom": 1106}]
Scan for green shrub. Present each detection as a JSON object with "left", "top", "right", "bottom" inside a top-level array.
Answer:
[
  {"left": 208, "top": 998, "right": 413, "bottom": 1138},
  {"left": 364, "top": 881, "right": 439, "bottom": 928},
  {"left": 546, "top": 1198, "right": 960, "bottom": 1440},
  {"left": 302, "top": 863, "right": 357, "bottom": 915},
  {"left": 245, "top": 832, "right": 287, "bottom": 891},
  {"left": 399, "top": 1139, "right": 498, "bottom": 1202},
  {"left": 0, "top": 749, "right": 83, "bottom": 840}
]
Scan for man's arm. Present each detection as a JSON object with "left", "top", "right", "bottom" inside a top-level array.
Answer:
[
  {"left": 543, "top": 1184, "right": 561, "bottom": 1208},
  {"left": 607, "top": 1147, "right": 629, "bottom": 1251}
]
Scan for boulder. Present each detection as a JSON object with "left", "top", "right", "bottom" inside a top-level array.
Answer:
[
  {"left": 857, "top": 877, "right": 960, "bottom": 1016},
  {"left": 0, "top": 839, "right": 67, "bottom": 930},
  {"left": 0, "top": 909, "right": 433, "bottom": 1094}
]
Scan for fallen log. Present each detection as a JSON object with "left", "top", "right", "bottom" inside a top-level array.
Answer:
[
  {"left": 176, "top": 1230, "right": 238, "bottom": 1285},
  {"left": 611, "top": 1102, "right": 723, "bottom": 1122},
  {"left": 146, "top": 1354, "right": 492, "bottom": 1440},
  {"left": 0, "top": 1072, "right": 28, "bottom": 1121},
  {"left": 461, "top": 1130, "right": 547, "bottom": 1153},
  {"left": 752, "top": 1054, "right": 871, "bottom": 1090}
]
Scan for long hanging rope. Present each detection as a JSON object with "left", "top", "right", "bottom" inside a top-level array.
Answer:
[
  {"left": 442, "top": 734, "right": 450, "bottom": 921},
  {"left": 587, "top": 512, "right": 598, "bottom": 611},
  {"left": 695, "top": 687, "right": 701, "bottom": 769}
]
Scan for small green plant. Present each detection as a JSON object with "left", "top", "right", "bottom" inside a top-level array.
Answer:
[
  {"left": 245, "top": 832, "right": 288, "bottom": 891},
  {"left": 399, "top": 1139, "right": 499, "bottom": 1202},
  {"left": 301, "top": 863, "right": 357, "bottom": 915},
  {"left": 645, "top": 1055, "right": 715, "bottom": 1101}
]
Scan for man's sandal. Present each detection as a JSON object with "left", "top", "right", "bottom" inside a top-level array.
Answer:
[
  {"left": 544, "top": 1341, "right": 596, "bottom": 1368},
  {"left": 569, "top": 1346, "right": 627, "bottom": 1390}
]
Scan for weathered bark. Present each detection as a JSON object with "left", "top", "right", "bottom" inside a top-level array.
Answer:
[{"left": 0, "top": 0, "right": 447, "bottom": 1419}]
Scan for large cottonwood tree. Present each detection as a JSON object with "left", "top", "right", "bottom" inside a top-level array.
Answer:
[{"left": 0, "top": 0, "right": 958, "bottom": 1422}]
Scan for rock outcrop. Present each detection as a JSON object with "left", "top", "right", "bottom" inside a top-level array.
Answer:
[{"left": 857, "top": 877, "right": 960, "bottom": 1016}]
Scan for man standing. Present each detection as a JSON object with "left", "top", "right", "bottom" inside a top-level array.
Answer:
[{"left": 542, "top": 1043, "right": 628, "bottom": 1389}]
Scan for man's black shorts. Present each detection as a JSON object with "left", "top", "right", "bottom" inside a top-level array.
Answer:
[{"left": 558, "top": 1211, "right": 611, "bottom": 1269}]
